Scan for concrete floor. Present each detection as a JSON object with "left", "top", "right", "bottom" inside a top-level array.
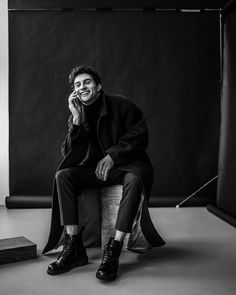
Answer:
[{"left": 0, "top": 206, "right": 235, "bottom": 295}]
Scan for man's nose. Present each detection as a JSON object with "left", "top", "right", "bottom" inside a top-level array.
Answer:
[{"left": 80, "top": 83, "right": 87, "bottom": 90}]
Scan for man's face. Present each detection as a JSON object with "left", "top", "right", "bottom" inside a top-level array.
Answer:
[{"left": 74, "top": 73, "right": 101, "bottom": 105}]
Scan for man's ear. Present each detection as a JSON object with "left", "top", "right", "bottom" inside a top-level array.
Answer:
[{"left": 97, "top": 84, "right": 102, "bottom": 92}]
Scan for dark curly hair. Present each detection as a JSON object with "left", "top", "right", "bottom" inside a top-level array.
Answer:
[{"left": 69, "top": 65, "right": 102, "bottom": 89}]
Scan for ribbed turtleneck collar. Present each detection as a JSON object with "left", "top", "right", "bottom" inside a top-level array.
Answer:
[{"left": 83, "top": 92, "right": 102, "bottom": 113}]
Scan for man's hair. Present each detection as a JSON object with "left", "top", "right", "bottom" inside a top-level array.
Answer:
[{"left": 69, "top": 65, "right": 102, "bottom": 88}]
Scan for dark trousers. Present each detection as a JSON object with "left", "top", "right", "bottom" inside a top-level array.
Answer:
[{"left": 55, "top": 165, "right": 142, "bottom": 233}]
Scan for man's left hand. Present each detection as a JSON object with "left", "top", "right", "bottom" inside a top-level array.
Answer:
[{"left": 95, "top": 154, "right": 114, "bottom": 181}]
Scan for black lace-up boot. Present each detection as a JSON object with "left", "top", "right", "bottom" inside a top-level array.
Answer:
[
  {"left": 47, "top": 232, "right": 88, "bottom": 275},
  {"left": 96, "top": 237, "right": 123, "bottom": 281}
]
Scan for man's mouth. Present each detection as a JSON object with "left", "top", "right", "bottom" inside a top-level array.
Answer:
[{"left": 80, "top": 91, "right": 90, "bottom": 97}]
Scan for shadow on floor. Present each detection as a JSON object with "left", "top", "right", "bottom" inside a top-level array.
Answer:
[{"left": 118, "top": 240, "right": 216, "bottom": 279}]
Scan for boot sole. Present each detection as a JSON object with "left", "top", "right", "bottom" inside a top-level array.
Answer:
[
  {"left": 47, "top": 257, "right": 88, "bottom": 275},
  {"left": 96, "top": 272, "right": 117, "bottom": 281}
]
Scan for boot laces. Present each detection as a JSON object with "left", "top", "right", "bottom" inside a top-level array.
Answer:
[
  {"left": 57, "top": 236, "right": 73, "bottom": 261},
  {"left": 101, "top": 245, "right": 116, "bottom": 267}
]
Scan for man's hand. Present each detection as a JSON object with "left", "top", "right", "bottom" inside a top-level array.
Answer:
[
  {"left": 68, "top": 91, "right": 82, "bottom": 125},
  {"left": 95, "top": 154, "right": 114, "bottom": 181}
]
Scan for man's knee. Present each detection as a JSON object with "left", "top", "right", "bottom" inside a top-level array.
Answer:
[
  {"left": 55, "top": 168, "right": 72, "bottom": 182},
  {"left": 122, "top": 173, "right": 142, "bottom": 189}
]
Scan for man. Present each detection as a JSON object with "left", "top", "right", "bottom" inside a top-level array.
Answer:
[{"left": 43, "top": 65, "right": 165, "bottom": 281}]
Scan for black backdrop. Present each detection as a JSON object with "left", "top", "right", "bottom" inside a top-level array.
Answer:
[
  {"left": 215, "top": 9, "right": 236, "bottom": 216},
  {"left": 9, "top": 10, "right": 220, "bottom": 204},
  {"left": 207, "top": 6, "right": 236, "bottom": 227}
]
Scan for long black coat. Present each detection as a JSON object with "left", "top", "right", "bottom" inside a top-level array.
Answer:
[{"left": 42, "top": 92, "right": 165, "bottom": 254}]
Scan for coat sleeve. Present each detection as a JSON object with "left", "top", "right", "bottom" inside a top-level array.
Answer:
[
  {"left": 61, "top": 115, "right": 89, "bottom": 158},
  {"left": 105, "top": 102, "right": 149, "bottom": 165}
]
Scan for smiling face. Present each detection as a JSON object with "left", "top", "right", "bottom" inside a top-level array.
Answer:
[{"left": 73, "top": 73, "right": 102, "bottom": 105}]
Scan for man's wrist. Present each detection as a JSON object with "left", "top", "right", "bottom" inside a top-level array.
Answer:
[
  {"left": 106, "top": 153, "right": 114, "bottom": 165},
  {"left": 72, "top": 116, "right": 81, "bottom": 125}
]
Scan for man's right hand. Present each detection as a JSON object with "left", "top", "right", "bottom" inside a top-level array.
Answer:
[{"left": 68, "top": 91, "right": 82, "bottom": 125}]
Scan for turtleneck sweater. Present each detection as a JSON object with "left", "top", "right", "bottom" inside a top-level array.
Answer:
[{"left": 82, "top": 94, "right": 104, "bottom": 164}]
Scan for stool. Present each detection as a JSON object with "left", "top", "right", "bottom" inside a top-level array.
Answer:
[
  {"left": 101, "top": 185, "right": 130, "bottom": 251},
  {"left": 80, "top": 185, "right": 151, "bottom": 253},
  {"left": 57, "top": 186, "right": 151, "bottom": 252}
]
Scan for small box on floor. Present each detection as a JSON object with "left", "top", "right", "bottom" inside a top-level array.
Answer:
[{"left": 0, "top": 236, "right": 37, "bottom": 265}]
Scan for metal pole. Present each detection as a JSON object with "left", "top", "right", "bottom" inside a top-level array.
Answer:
[{"left": 176, "top": 175, "right": 218, "bottom": 208}]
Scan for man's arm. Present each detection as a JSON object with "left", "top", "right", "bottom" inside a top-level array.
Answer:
[
  {"left": 61, "top": 116, "right": 89, "bottom": 158},
  {"left": 61, "top": 91, "right": 89, "bottom": 158},
  {"left": 106, "top": 102, "right": 149, "bottom": 165},
  {"left": 95, "top": 102, "right": 149, "bottom": 181}
]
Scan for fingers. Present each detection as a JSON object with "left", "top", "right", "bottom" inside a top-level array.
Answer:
[
  {"left": 73, "top": 97, "right": 81, "bottom": 109},
  {"left": 103, "top": 168, "right": 109, "bottom": 181},
  {"left": 95, "top": 160, "right": 108, "bottom": 181},
  {"left": 68, "top": 92, "right": 76, "bottom": 106},
  {"left": 69, "top": 92, "right": 80, "bottom": 106},
  {"left": 95, "top": 160, "right": 104, "bottom": 180},
  {"left": 68, "top": 91, "right": 77, "bottom": 103},
  {"left": 68, "top": 91, "right": 82, "bottom": 119},
  {"left": 95, "top": 155, "right": 114, "bottom": 181}
]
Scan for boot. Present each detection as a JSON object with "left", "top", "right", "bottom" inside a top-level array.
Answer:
[
  {"left": 47, "top": 233, "right": 88, "bottom": 275},
  {"left": 96, "top": 237, "right": 123, "bottom": 281}
]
